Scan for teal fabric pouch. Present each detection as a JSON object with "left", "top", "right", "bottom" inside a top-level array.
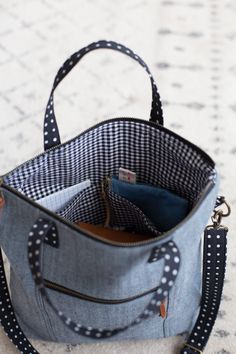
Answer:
[{"left": 111, "top": 177, "right": 189, "bottom": 232}]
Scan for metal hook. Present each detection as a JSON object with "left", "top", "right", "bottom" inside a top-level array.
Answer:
[{"left": 215, "top": 197, "right": 231, "bottom": 217}]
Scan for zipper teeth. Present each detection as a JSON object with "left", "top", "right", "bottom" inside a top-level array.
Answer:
[
  {"left": 44, "top": 279, "right": 158, "bottom": 304},
  {"left": 0, "top": 116, "right": 215, "bottom": 180}
]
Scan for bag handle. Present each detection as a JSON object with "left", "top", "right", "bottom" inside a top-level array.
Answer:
[
  {"left": 0, "top": 198, "right": 229, "bottom": 353},
  {"left": 43, "top": 40, "right": 163, "bottom": 151},
  {"left": 27, "top": 217, "right": 180, "bottom": 338}
]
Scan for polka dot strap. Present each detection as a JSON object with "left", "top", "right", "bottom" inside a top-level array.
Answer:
[
  {"left": 44, "top": 40, "right": 163, "bottom": 151},
  {"left": 0, "top": 249, "right": 38, "bottom": 354},
  {"left": 27, "top": 217, "right": 180, "bottom": 339},
  {"left": 181, "top": 226, "right": 228, "bottom": 354}
]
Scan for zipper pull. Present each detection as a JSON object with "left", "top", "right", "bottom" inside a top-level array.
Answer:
[
  {"left": 101, "top": 177, "right": 111, "bottom": 228},
  {"left": 0, "top": 189, "right": 4, "bottom": 209},
  {"left": 159, "top": 299, "right": 167, "bottom": 319},
  {"left": 0, "top": 178, "right": 5, "bottom": 210}
]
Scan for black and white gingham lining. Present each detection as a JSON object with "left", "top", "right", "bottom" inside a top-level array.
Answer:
[
  {"left": 57, "top": 185, "right": 106, "bottom": 225},
  {"left": 4, "top": 119, "right": 216, "bottom": 210},
  {"left": 57, "top": 183, "right": 161, "bottom": 235},
  {"left": 105, "top": 188, "right": 161, "bottom": 235}
]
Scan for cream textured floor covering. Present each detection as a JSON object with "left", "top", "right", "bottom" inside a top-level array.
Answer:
[{"left": 0, "top": 0, "right": 235, "bottom": 353}]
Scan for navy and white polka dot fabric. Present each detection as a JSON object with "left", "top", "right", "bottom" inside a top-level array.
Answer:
[
  {"left": 43, "top": 40, "right": 163, "bottom": 150},
  {"left": 181, "top": 226, "right": 228, "bottom": 354}
]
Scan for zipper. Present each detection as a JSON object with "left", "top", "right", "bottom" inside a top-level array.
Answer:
[
  {"left": 44, "top": 278, "right": 161, "bottom": 305},
  {"left": 45, "top": 278, "right": 169, "bottom": 319}
]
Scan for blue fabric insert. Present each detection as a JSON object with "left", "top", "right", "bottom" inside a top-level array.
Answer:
[{"left": 111, "top": 177, "right": 189, "bottom": 232}]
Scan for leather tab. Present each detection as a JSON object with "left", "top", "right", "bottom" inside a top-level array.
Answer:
[
  {"left": 0, "top": 192, "right": 4, "bottom": 209},
  {"left": 159, "top": 300, "right": 167, "bottom": 319}
]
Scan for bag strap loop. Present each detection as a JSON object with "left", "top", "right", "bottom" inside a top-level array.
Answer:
[{"left": 43, "top": 40, "right": 163, "bottom": 151}]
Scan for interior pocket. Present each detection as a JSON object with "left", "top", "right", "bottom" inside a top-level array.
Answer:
[
  {"left": 56, "top": 184, "right": 106, "bottom": 225},
  {"left": 36, "top": 180, "right": 91, "bottom": 212},
  {"left": 41, "top": 173, "right": 188, "bottom": 242},
  {"left": 55, "top": 180, "right": 161, "bottom": 239},
  {"left": 110, "top": 176, "right": 189, "bottom": 232},
  {"left": 103, "top": 187, "right": 161, "bottom": 237}
]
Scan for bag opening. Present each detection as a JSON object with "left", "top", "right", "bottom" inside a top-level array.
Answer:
[{"left": 3, "top": 119, "right": 216, "bottom": 239}]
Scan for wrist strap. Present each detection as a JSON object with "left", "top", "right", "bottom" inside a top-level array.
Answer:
[{"left": 0, "top": 217, "right": 228, "bottom": 353}]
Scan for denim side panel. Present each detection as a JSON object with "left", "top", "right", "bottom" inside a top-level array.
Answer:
[
  {"left": 164, "top": 176, "right": 219, "bottom": 336},
  {"left": 10, "top": 269, "right": 57, "bottom": 341},
  {"left": 0, "top": 188, "right": 57, "bottom": 341}
]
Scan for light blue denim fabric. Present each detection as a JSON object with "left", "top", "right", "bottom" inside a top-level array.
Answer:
[{"left": 0, "top": 175, "right": 218, "bottom": 344}]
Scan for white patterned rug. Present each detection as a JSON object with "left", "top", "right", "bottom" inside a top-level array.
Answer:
[{"left": 0, "top": 0, "right": 235, "bottom": 353}]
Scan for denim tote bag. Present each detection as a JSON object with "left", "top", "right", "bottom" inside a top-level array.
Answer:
[{"left": 0, "top": 40, "right": 231, "bottom": 354}]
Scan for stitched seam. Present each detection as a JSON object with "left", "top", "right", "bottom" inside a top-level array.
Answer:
[{"left": 34, "top": 246, "right": 58, "bottom": 341}]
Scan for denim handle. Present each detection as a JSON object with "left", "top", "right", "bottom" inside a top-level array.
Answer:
[
  {"left": 27, "top": 217, "right": 180, "bottom": 340},
  {"left": 43, "top": 40, "right": 164, "bottom": 151}
]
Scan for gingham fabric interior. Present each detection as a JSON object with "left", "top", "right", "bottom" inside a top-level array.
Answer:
[
  {"left": 57, "top": 185, "right": 107, "bottom": 225},
  {"left": 104, "top": 188, "right": 161, "bottom": 235},
  {"left": 4, "top": 119, "right": 216, "bottom": 229},
  {"left": 56, "top": 184, "right": 162, "bottom": 235}
]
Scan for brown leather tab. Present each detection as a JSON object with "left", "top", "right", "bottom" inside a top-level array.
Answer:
[
  {"left": 159, "top": 300, "right": 167, "bottom": 319},
  {"left": 0, "top": 193, "right": 4, "bottom": 209}
]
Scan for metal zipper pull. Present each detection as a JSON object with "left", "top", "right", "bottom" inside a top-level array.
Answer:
[
  {"left": 0, "top": 192, "right": 4, "bottom": 209},
  {"left": 101, "top": 177, "right": 112, "bottom": 228}
]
